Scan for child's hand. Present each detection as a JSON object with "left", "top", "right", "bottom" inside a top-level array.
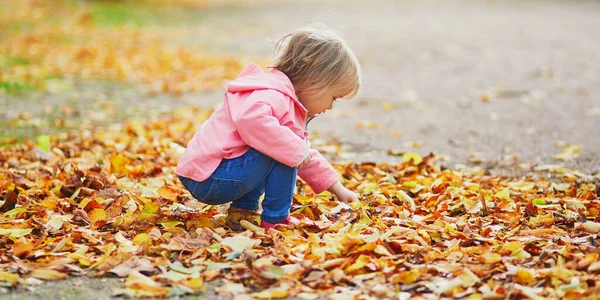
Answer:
[
  {"left": 335, "top": 187, "right": 359, "bottom": 204},
  {"left": 327, "top": 181, "right": 359, "bottom": 203}
]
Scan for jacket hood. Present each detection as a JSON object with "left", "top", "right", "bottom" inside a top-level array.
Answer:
[{"left": 227, "top": 63, "right": 306, "bottom": 112}]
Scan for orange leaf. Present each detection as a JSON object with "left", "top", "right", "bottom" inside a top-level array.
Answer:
[
  {"left": 157, "top": 186, "right": 178, "bottom": 201},
  {"left": 13, "top": 241, "right": 33, "bottom": 258}
]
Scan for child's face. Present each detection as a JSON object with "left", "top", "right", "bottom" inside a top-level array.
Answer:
[{"left": 299, "top": 88, "right": 341, "bottom": 117}]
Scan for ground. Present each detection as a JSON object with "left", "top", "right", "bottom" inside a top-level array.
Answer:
[{"left": 1, "top": 0, "right": 599, "bottom": 299}]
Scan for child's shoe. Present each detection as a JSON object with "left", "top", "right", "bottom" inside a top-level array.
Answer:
[
  {"left": 225, "top": 207, "right": 260, "bottom": 231},
  {"left": 260, "top": 216, "right": 298, "bottom": 231}
]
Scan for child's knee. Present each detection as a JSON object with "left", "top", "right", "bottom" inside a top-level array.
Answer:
[{"left": 187, "top": 177, "right": 248, "bottom": 205}]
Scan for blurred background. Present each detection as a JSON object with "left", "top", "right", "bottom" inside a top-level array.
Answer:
[{"left": 1, "top": 0, "right": 599, "bottom": 174}]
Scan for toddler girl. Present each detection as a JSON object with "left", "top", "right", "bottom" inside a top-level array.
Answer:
[{"left": 176, "top": 25, "right": 361, "bottom": 231}]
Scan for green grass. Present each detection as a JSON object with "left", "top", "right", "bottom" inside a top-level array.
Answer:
[
  {"left": 89, "top": 1, "right": 197, "bottom": 27},
  {"left": 0, "top": 81, "right": 36, "bottom": 94},
  {"left": 8, "top": 21, "right": 34, "bottom": 32},
  {"left": 1, "top": 55, "right": 32, "bottom": 67},
  {"left": 91, "top": 1, "right": 150, "bottom": 27}
]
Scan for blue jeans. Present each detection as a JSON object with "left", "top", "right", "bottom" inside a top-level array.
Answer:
[{"left": 178, "top": 148, "right": 298, "bottom": 223}]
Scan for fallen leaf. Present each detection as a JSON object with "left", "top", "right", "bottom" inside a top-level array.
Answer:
[
  {"left": 88, "top": 208, "right": 107, "bottom": 224},
  {"left": 29, "top": 269, "right": 68, "bottom": 280},
  {"left": 581, "top": 222, "right": 600, "bottom": 234},
  {"left": 222, "top": 235, "right": 259, "bottom": 252},
  {"left": 125, "top": 271, "right": 170, "bottom": 298},
  {"left": 13, "top": 241, "right": 33, "bottom": 258},
  {"left": 109, "top": 257, "right": 156, "bottom": 277},
  {"left": 0, "top": 271, "right": 19, "bottom": 284},
  {"left": 0, "top": 228, "right": 32, "bottom": 238}
]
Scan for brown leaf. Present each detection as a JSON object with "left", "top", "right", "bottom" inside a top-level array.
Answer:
[
  {"left": 0, "top": 190, "right": 17, "bottom": 213},
  {"left": 161, "top": 236, "right": 209, "bottom": 252},
  {"left": 108, "top": 257, "right": 156, "bottom": 277}
]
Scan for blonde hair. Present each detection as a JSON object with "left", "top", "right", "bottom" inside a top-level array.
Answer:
[{"left": 272, "top": 24, "right": 361, "bottom": 100}]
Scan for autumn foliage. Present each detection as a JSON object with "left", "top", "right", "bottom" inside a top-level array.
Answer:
[
  {"left": 0, "top": 106, "right": 599, "bottom": 298},
  {"left": 0, "top": 0, "right": 245, "bottom": 95}
]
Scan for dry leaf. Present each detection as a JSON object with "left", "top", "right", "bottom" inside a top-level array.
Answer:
[{"left": 29, "top": 269, "right": 68, "bottom": 280}]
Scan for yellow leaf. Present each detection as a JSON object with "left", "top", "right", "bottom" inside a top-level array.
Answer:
[
  {"left": 390, "top": 269, "right": 420, "bottom": 284},
  {"left": 30, "top": 269, "right": 68, "bottom": 280},
  {"left": 494, "top": 189, "right": 511, "bottom": 200},
  {"left": 159, "top": 220, "right": 184, "bottom": 228},
  {"left": 40, "top": 198, "right": 58, "bottom": 210},
  {"left": 186, "top": 278, "right": 205, "bottom": 290},
  {"left": 0, "top": 271, "right": 19, "bottom": 284},
  {"left": 402, "top": 152, "right": 423, "bottom": 165},
  {"left": 68, "top": 253, "right": 91, "bottom": 267},
  {"left": 251, "top": 290, "right": 290, "bottom": 299},
  {"left": 513, "top": 269, "right": 536, "bottom": 286},
  {"left": 110, "top": 153, "right": 130, "bottom": 174},
  {"left": 504, "top": 241, "right": 524, "bottom": 253},
  {"left": 133, "top": 233, "right": 150, "bottom": 244},
  {"left": 402, "top": 181, "right": 418, "bottom": 188},
  {"left": 345, "top": 254, "right": 371, "bottom": 273},
  {"left": 139, "top": 202, "right": 160, "bottom": 221},
  {"left": 88, "top": 208, "right": 107, "bottom": 224}
]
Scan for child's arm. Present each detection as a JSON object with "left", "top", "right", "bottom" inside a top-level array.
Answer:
[{"left": 297, "top": 149, "right": 359, "bottom": 203}]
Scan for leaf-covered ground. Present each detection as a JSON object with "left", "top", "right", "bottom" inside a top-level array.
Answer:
[
  {"left": 0, "top": 107, "right": 599, "bottom": 299},
  {"left": 0, "top": 0, "right": 253, "bottom": 95},
  {"left": 2, "top": 0, "right": 600, "bottom": 299}
]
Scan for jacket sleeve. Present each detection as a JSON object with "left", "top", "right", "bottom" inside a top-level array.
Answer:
[
  {"left": 297, "top": 148, "right": 340, "bottom": 194},
  {"left": 230, "top": 90, "right": 310, "bottom": 168}
]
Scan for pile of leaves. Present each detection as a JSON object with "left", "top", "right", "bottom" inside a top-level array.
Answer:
[
  {"left": 0, "top": 0, "right": 246, "bottom": 95},
  {"left": 1, "top": 106, "right": 599, "bottom": 299}
]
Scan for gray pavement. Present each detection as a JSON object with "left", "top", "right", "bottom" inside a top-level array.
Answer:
[{"left": 168, "top": 0, "right": 600, "bottom": 174}]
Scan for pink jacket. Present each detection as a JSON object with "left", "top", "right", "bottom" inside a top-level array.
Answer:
[{"left": 175, "top": 63, "right": 339, "bottom": 194}]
